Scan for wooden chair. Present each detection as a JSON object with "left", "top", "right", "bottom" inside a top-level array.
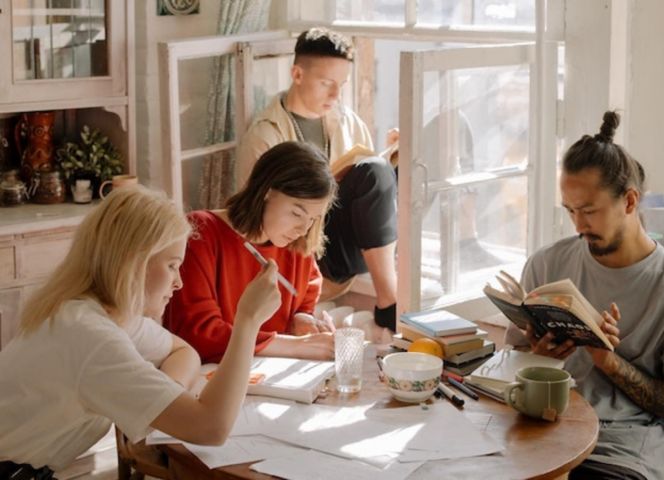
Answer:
[{"left": 115, "top": 426, "right": 171, "bottom": 480}]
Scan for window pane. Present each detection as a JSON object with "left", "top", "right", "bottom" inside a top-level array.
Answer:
[
  {"left": 336, "top": 0, "right": 404, "bottom": 23},
  {"left": 420, "top": 176, "right": 527, "bottom": 306},
  {"left": 178, "top": 57, "right": 215, "bottom": 151},
  {"left": 293, "top": 0, "right": 534, "bottom": 28},
  {"left": 12, "top": 0, "right": 108, "bottom": 80},
  {"left": 421, "top": 64, "right": 530, "bottom": 181}
]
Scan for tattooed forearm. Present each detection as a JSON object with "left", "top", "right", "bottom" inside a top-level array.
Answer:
[{"left": 602, "top": 354, "right": 664, "bottom": 418}]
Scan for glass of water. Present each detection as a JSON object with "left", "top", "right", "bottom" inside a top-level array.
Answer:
[{"left": 334, "top": 327, "right": 365, "bottom": 393}]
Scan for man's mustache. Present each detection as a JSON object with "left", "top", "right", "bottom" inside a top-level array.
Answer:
[{"left": 579, "top": 233, "right": 602, "bottom": 241}]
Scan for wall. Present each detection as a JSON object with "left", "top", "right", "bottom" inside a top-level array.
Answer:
[
  {"left": 565, "top": 0, "right": 664, "bottom": 193},
  {"left": 626, "top": 0, "right": 664, "bottom": 193},
  {"left": 134, "top": 1, "right": 219, "bottom": 189}
]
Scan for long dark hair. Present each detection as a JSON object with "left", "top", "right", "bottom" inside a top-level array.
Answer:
[
  {"left": 563, "top": 111, "right": 645, "bottom": 198},
  {"left": 226, "top": 141, "right": 337, "bottom": 256}
]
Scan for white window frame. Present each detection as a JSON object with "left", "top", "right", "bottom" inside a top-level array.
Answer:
[
  {"left": 158, "top": 0, "right": 563, "bottom": 319},
  {"left": 158, "top": 30, "right": 293, "bottom": 208},
  {"left": 285, "top": 0, "right": 562, "bottom": 318}
]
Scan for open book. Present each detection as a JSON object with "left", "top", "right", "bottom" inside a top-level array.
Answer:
[
  {"left": 484, "top": 271, "right": 613, "bottom": 350},
  {"left": 331, "top": 142, "right": 399, "bottom": 179},
  {"left": 201, "top": 357, "right": 335, "bottom": 404}
]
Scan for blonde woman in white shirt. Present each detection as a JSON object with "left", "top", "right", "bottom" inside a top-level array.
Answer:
[{"left": 0, "top": 186, "right": 281, "bottom": 479}]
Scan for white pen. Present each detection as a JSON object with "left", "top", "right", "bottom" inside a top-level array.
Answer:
[{"left": 243, "top": 241, "right": 298, "bottom": 296}]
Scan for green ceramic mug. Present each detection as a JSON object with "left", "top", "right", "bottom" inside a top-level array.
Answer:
[{"left": 504, "top": 366, "right": 571, "bottom": 421}]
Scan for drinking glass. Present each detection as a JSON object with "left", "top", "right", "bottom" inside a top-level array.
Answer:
[{"left": 334, "top": 327, "right": 365, "bottom": 393}]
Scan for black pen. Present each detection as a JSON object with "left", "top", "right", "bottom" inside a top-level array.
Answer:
[
  {"left": 436, "top": 384, "right": 465, "bottom": 408},
  {"left": 447, "top": 377, "right": 479, "bottom": 401}
]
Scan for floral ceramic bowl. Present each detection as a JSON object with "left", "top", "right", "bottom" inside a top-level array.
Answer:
[{"left": 380, "top": 352, "right": 443, "bottom": 403}]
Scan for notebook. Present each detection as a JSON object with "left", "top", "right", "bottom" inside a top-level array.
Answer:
[
  {"left": 201, "top": 357, "right": 335, "bottom": 404},
  {"left": 246, "top": 357, "right": 335, "bottom": 404},
  {"left": 463, "top": 349, "right": 564, "bottom": 402}
]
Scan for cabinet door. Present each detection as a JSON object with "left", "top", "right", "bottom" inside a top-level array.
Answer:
[
  {"left": 0, "top": 1, "right": 127, "bottom": 104},
  {"left": 0, "top": 287, "right": 21, "bottom": 348}
]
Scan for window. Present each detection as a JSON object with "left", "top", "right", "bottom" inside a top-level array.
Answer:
[
  {"left": 287, "top": 0, "right": 561, "bottom": 316},
  {"left": 159, "top": 0, "right": 562, "bottom": 318}
]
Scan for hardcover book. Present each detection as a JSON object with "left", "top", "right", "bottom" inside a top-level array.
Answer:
[
  {"left": 400, "top": 309, "right": 477, "bottom": 337},
  {"left": 399, "top": 323, "right": 486, "bottom": 357},
  {"left": 484, "top": 270, "right": 614, "bottom": 350}
]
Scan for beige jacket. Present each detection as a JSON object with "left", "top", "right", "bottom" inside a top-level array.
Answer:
[{"left": 236, "top": 93, "right": 374, "bottom": 187}]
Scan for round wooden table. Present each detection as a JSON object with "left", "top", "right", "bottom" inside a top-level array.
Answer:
[{"left": 161, "top": 347, "right": 598, "bottom": 480}]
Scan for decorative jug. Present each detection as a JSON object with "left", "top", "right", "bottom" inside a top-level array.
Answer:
[{"left": 15, "top": 111, "right": 56, "bottom": 181}]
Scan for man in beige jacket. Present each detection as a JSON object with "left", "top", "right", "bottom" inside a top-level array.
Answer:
[{"left": 237, "top": 27, "right": 398, "bottom": 331}]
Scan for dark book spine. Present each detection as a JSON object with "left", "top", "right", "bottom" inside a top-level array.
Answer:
[{"left": 524, "top": 304, "right": 608, "bottom": 349}]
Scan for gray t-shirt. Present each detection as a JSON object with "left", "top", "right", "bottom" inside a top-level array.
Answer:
[
  {"left": 290, "top": 111, "right": 327, "bottom": 158},
  {"left": 505, "top": 235, "right": 664, "bottom": 479}
]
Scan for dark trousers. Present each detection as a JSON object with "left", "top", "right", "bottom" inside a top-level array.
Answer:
[
  {"left": 569, "top": 459, "right": 647, "bottom": 480},
  {"left": 320, "top": 157, "right": 397, "bottom": 283},
  {"left": 0, "top": 461, "right": 55, "bottom": 480}
]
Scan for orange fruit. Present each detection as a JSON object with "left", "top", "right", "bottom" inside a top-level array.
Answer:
[{"left": 407, "top": 337, "right": 444, "bottom": 359}]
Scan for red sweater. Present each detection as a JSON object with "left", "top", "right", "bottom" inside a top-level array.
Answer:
[{"left": 164, "top": 210, "right": 322, "bottom": 363}]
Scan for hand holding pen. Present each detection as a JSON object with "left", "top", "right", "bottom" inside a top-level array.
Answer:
[{"left": 243, "top": 241, "right": 298, "bottom": 296}]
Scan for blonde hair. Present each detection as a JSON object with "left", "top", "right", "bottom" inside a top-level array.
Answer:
[{"left": 20, "top": 185, "right": 192, "bottom": 334}]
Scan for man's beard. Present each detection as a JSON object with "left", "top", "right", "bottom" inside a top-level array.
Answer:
[{"left": 580, "top": 230, "right": 624, "bottom": 256}]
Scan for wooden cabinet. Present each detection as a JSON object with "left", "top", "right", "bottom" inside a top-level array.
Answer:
[
  {"left": 0, "top": 2, "right": 134, "bottom": 348},
  {"left": 0, "top": 225, "right": 76, "bottom": 348},
  {"left": 0, "top": 0, "right": 135, "bottom": 173}
]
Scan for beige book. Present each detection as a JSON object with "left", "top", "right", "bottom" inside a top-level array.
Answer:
[{"left": 331, "top": 142, "right": 399, "bottom": 179}]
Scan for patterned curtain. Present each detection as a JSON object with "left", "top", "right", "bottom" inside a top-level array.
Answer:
[{"left": 198, "top": 0, "right": 270, "bottom": 209}]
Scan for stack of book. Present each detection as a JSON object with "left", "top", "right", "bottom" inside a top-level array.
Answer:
[{"left": 393, "top": 309, "right": 495, "bottom": 376}]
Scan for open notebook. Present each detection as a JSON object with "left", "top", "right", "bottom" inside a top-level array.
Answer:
[
  {"left": 463, "top": 349, "right": 564, "bottom": 402},
  {"left": 201, "top": 357, "right": 335, "bottom": 404}
]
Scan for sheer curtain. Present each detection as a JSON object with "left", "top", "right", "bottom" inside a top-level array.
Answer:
[{"left": 199, "top": 0, "right": 270, "bottom": 209}]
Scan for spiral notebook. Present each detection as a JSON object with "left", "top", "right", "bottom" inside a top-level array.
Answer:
[{"left": 463, "top": 349, "right": 564, "bottom": 402}]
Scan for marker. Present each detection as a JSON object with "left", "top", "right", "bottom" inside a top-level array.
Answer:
[
  {"left": 436, "top": 384, "right": 465, "bottom": 408},
  {"left": 243, "top": 241, "right": 298, "bottom": 296},
  {"left": 447, "top": 377, "right": 479, "bottom": 401}
]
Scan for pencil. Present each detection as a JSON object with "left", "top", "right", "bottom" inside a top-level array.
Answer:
[
  {"left": 243, "top": 241, "right": 298, "bottom": 296},
  {"left": 447, "top": 377, "right": 480, "bottom": 401}
]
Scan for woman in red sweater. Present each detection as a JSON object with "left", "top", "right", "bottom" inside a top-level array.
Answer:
[{"left": 164, "top": 142, "right": 337, "bottom": 362}]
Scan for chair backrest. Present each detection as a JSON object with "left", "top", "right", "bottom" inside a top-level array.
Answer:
[{"left": 115, "top": 426, "right": 170, "bottom": 480}]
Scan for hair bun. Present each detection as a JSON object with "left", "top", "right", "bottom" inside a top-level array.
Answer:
[{"left": 596, "top": 111, "right": 620, "bottom": 143}]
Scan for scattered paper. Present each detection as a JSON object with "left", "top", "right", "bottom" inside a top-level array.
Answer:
[{"left": 251, "top": 449, "right": 424, "bottom": 480}]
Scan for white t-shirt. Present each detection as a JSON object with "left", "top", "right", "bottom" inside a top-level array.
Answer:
[{"left": 0, "top": 298, "right": 185, "bottom": 471}]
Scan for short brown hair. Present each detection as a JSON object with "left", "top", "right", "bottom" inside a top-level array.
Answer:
[
  {"left": 227, "top": 142, "right": 337, "bottom": 257},
  {"left": 563, "top": 111, "right": 645, "bottom": 198},
  {"left": 294, "top": 27, "right": 354, "bottom": 63}
]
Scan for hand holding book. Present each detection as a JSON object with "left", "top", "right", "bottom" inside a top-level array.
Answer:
[{"left": 484, "top": 271, "right": 615, "bottom": 351}]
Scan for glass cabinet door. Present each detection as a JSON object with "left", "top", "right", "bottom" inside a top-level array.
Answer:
[
  {"left": 12, "top": 0, "right": 108, "bottom": 81},
  {"left": 0, "top": 0, "right": 126, "bottom": 105}
]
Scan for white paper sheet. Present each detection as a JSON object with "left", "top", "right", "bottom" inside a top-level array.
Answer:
[
  {"left": 264, "top": 401, "right": 502, "bottom": 468},
  {"left": 364, "top": 403, "right": 503, "bottom": 461},
  {"left": 250, "top": 449, "right": 424, "bottom": 480},
  {"left": 184, "top": 435, "right": 304, "bottom": 469}
]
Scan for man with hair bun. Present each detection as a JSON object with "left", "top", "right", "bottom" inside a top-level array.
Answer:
[
  {"left": 505, "top": 111, "right": 664, "bottom": 479},
  {"left": 237, "top": 27, "right": 398, "bottom": 331}
]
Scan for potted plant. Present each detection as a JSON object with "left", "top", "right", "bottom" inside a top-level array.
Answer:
[{"left": 55, "top": 125, "right": 123, "bottom": 197}]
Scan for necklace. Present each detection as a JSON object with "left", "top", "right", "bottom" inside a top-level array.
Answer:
[{"left": 281, "top": 94, "right": 330, "bottom": 159}]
